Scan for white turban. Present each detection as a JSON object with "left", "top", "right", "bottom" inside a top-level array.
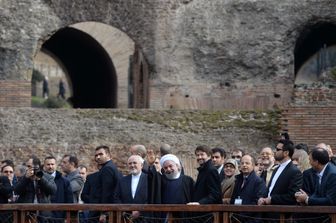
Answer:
[{"left": 160, "top": 154, "right": 180, "bottom": 167}]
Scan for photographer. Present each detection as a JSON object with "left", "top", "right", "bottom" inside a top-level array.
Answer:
[{"left": 14, "top": 155, "right": 57, "bottom": 222}]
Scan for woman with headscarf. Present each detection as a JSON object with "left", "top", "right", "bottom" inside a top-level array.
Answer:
[{"left": 221, "top": 158, "right": 239, "bottom": 204}]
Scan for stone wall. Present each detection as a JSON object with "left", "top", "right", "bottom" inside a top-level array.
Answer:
[
  {"left": 0, "top": 108, "right": 279, "bottom": 178},
  {"left": 0, "top": 1, "right": 336, "bottom": 109}
]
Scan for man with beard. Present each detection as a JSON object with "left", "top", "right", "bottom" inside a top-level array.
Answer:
[
  {"left": 259, "top": 147, "right": 278, "bottom": 186},
  {"left": 159, "top": 154, "right": 194, "bottom": 222},
  {"left": 187, "top": 145, "right": 221, "bottom": 223},
  {"left": 115, "top": 155, "right": 148, "bottom": 222},
  {"left": 43, "top": 156, "right": 73, "bottom": 222},
  {"left": 258, "top": 139, "right": 302, "bottom": 221}
]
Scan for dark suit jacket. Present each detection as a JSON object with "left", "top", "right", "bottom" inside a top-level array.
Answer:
[
  {"left": 268, "top": 161, "right": 302, "bottom": 205},
  {"left": 115, "top": 172, "right": 148, "bottom": 204},
  {"left": 307, "top": 163, "right": 336, "bottom": 205},
  {"left": 302, "top": 168, "right": 316, "bottom": 196},
  {"left": 193, "top": 159, "right": 221, "bottom": 204},
  {"left": 81, "top": 171, "right": 101, "bottom": 204},
  {"left": 230, "top": 171, "right": 267, "bottom": 205},
  {"left": 0, "top": 176, "right": 12, "bottom": 203},
  {"left": 98, "top": 160, "right": 122, "bottom": 203},
  {"left": 219, "top": 167, "right": 225, "bottom": 183}
]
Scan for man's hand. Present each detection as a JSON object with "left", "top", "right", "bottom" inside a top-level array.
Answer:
[
  {"left": 187, "top": 202, "right": 200, "bottom": 205},
  {"left": 295, "top": 189, "right": 308, "bottom": 204},
  {"left": 99, "top": 214, "right": 106, "bottom": 223}
]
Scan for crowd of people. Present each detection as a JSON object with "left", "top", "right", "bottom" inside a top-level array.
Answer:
[{"left": 0, "top": 134, "right": 335, "bottom": 223}]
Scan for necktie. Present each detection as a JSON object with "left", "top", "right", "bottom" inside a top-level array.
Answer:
[{"left": 241, "top": 176, "right": 247, "bottom": 189}]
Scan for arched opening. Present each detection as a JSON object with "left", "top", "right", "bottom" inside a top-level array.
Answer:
[
  {"left": 33, "top": 22, "right": 149, "bottom": 108},
  {"left": 294, "top": 23, "right": 336, "bottom": 84},
  {"left": 42, "top": 27, "right": 117, "bottom": 108}
]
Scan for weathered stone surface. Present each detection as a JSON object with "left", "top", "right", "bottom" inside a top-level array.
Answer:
[
  {"left": 1, "top": 0, "right": 336, "bottom": 109},
  {"left": 0, "top": 108, "right": 278, "bottom": 177}
]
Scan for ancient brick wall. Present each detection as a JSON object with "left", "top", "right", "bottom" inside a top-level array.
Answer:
[
  {"left": 0, "top": 81, "right": 31, "bottom": 107},
  {"left": 282, "top": 106, "right": 336, "bottom": 150}
]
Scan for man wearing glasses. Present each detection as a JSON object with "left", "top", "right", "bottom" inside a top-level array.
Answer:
[{"left": 258, "top": 139, "right": 302, "bottom": 220}]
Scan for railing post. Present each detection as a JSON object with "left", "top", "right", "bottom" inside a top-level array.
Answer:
[
  {"left": 167, "top": 212, "right": 174, "bottom": 223},
  {"left": 330, "top": 214, "right": 336, "bottom": 223},
  {"left": 223, "top": 211, "right": 230, "bottom": 223},
  {"left": 66, "top": 210, "right": 71, "bottom": 223},
  {"left": 116, "top": 211, "right": 122, "bottom": 223},
  {"left": 213, "top": 212, "right": 219, "bottom": 223},
  {"left": 279, "top": 213, "right": 285, "bottom": 223},
  {"left": 108, "top": 211, "right": 114, "bottom": 223},
  {"left": 13, "top": 210, "right": 18, "bottom": 223},
  {"left": 20, "top": 211, "right": 25, "bottom": 223}
]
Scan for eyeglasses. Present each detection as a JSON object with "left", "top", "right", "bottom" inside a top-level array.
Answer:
[
  {"left": 231, "top": 156, "right": 241, "bottom": 159},
  {"left": 275, "top": 148, "right": 283, "bottom": 151},
  {"left": 3, "top": 171, "right": 13, "bottom": 173}
]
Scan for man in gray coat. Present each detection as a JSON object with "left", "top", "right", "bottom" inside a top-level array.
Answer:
[{"left": 60, "top": 154, "right": 84, "bottom": 203}]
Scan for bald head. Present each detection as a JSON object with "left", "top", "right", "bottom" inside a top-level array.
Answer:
[
  {"left": 130, "top": 145, "right": 147, "bottom": 158},
  {"left": 160, "top": 144, "right": 172, "bottom": 156}
]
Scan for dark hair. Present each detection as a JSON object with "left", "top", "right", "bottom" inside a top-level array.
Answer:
[
  {"left": 29, "top": 155, "right": 41, "bottom": 167},
  {"left": 311, "top": 148, "right": 329, "bottom": 165},
  {"left": 95, "top": 145, "right": 111, "bottom": 156},
  {"left": 278, "top": 139, "right": 295, "bottom": 157},
  {"left": 211, "top": 147, "right": 227, "bottom": 159},
  {"left": 295, "top": 143, "right": 309, "bottom": 154},
  {"left": 44, "top": 156, "right": 56, "bottom": 161},
  {"left": 195, "top": 145, "right": 211, "bottom": 156},
  {"left": 1, "top": 159, "right": 14, "bottom": 168},
  {"left": 78, "top": 164, "right": 87, "bottom": 170},
  {"left": 281, "top": 132, "right": 290, "bottom": 140},
  {"left": 63, "top": 155, "right": 79, "bottom": 168}
]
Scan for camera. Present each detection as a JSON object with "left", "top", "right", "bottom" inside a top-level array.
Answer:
[{"left": 33, "top": 165, "right": 43, "bottom": 178}]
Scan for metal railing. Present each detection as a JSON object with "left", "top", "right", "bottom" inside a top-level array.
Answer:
[{"left": 0, "top": 203, "right": 335, "bottom": 223}]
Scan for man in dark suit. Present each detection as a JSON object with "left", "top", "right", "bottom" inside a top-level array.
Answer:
[
  {"left": 211, "top": 147, "right": 226, "bottom": 183},
  {"left": 0, "top": 175, "right": 13, "bottom": 222},
  {"left": 94, "top": 145, "right": 122, "bottom": 222},
  {"left": 115, "top": 155, "right": 148, "bottom": 222},
  {"left": 295, "top": 148, "right": 336, "bottom": 222},
  {"left": 230, "top": 154, "right": 267, "bottom": 223},
  {"left": 81, "top": 167, "right": 101, "bottom": 223},
  {"left": 295, "top": 147, "right": 336, "bottom": 222},
  {"left": 187, "top": 145, "right": 221, "bottom": 223},
  {"left": 258, "top": 140, "right": 302, "bottom": 221}
]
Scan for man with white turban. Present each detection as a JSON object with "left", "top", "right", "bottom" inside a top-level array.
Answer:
[{"left": 148, "top": 154, "right": 194, "bottom": 220}]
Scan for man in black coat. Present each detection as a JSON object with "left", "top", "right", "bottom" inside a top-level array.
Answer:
[
  {"left": 81, "top": 169, "right": 101, "bottom": 223},
  {"left": 187, "top": 145, "right": 221, "bottom": 223},
  {"left": 94, "top": 145, "right": 122, "bottom": 222},
  {"left": 0, "top": 175, "right": 13, "bottom": 222}
]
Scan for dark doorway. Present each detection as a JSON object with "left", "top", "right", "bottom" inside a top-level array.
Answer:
[
  {"left": 294, "top": 23, "right": 336, "bottom": 75},
  {"left": 42, "top": 27, "right": 117, "bottom": 108}
]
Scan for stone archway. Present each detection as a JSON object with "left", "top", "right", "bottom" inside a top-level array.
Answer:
[{"left": 33, "top": 22, "right": 150, "bottom": 108}]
